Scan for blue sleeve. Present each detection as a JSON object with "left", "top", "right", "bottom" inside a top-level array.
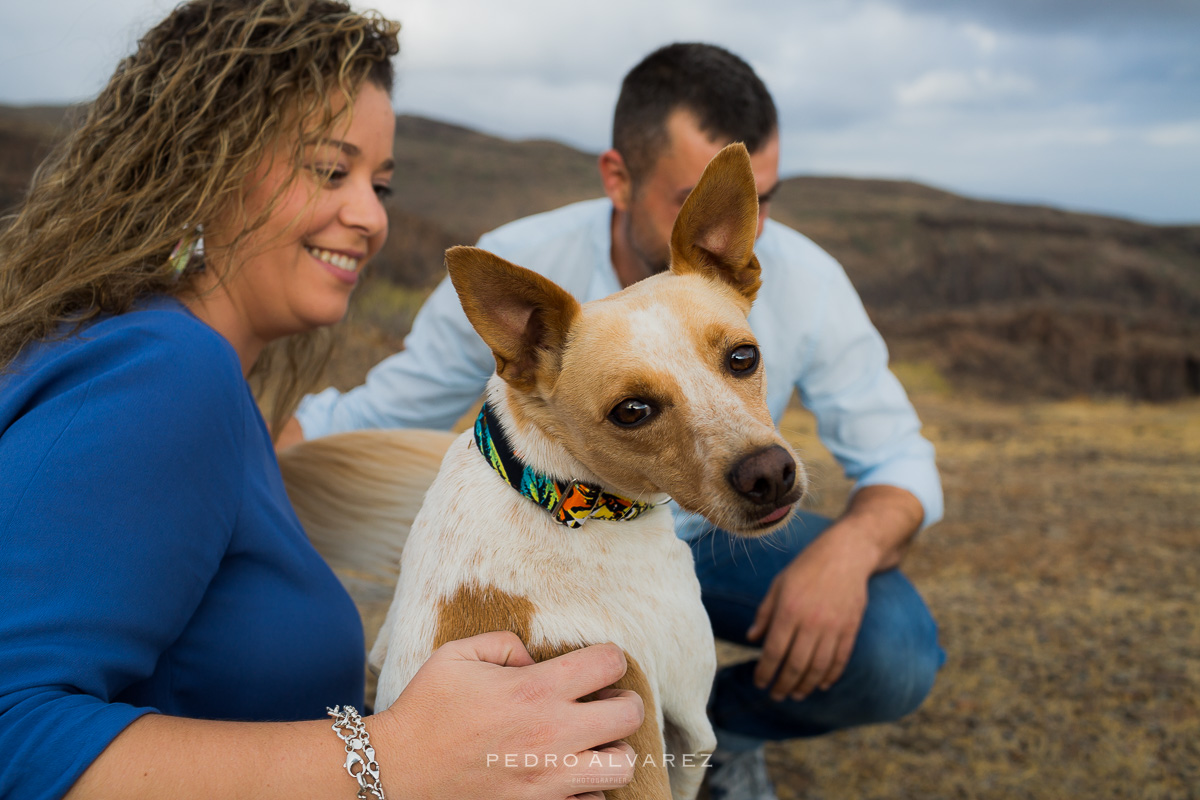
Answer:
[
  {"left": 0, "top": 313, "right": 247, "bottom": 800},
  {"left": 795, "top": 263, "right": 944, "bottom": 529}
]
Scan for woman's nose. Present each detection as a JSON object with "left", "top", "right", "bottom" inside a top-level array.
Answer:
[{"left": 340, "top": 179, "right": 389, "bottom": 238}]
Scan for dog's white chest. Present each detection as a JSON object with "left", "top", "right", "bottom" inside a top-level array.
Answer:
[{"left": 371, "top": 432, "right": 715, "bottom": 719}]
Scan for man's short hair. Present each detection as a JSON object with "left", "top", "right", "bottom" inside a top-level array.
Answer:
[{"left": 613, "top": 43, "right": 778, "bottom": 181}]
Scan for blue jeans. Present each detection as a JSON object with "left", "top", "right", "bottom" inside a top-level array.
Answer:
[{"left": 690, "top": 510, "right": 945, "bottom": 743}]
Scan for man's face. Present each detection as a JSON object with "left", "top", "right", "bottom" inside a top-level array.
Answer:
[{"left": 623, "top": 108, "right": 780, "bottom": 278}]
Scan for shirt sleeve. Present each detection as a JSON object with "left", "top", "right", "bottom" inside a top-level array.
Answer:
[
  {"left": 0, "top": 315, "right": 248, "bottom": 800},
  {"left": 296, "top": 241, "right": 511, "bottom": 438},
  {"left": 795, "top": 263, "right": 944, "bottom": 529}
]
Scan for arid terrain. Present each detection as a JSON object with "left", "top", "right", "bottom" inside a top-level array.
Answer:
[
  {"left": 4, "top": 104, "right": 1197, "bottom": 798},
  {"left": 764, "top": 380, "right": 1199, "bottom": 799}
]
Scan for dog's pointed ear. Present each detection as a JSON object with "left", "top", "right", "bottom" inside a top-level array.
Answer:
[
  {"left": 669, "top": 142, "right": 762, "bottom": 303},
  {"left": 446, "top": 246, "right": 581, "bottom": 393}
]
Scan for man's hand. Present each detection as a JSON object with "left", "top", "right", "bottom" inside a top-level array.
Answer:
[
  {"left": 746, "top": 525, "right": 874, "bottom": 700},
  {"left": 746, "top": 485, "right": 925, "bottom": 701},
  {"left": 375, "top": 632, "right": 643, "bottom": 800}
]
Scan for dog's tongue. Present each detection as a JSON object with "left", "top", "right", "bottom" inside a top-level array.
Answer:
[{"left": 758, "top": 504, "right": 792, "bottom": 525}]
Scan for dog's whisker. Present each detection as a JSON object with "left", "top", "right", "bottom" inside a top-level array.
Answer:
[
  {"left": 738, "top": 533, "right": 760, "bottom": 575},
  {"left": 759, "top": 528, "right": 790, "bottom": 554}
]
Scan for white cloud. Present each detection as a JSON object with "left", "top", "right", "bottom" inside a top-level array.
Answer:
[
  {"left": 897, "top": 69, "right": 1036, "bottom": 108},
  {"left": 963, "top": 23, "right": 999, "bottom": 55},
  {"left": 1144, "top": 121, "right": 1200, "bottom": 148}
]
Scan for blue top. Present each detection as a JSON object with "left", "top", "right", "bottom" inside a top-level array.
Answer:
[
  {"left": 0, "top": 297, "right": 365, "bottom": 800},
  {"left": 297, "top": 198, "right": 943, "bottom": 536}
]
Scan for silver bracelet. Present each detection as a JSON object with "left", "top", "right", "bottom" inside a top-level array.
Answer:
[{"left": 327, "top": 705, "right": 386, "bottom": 800}]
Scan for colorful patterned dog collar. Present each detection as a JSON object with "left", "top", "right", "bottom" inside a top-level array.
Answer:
[{"left": 473, "top": 404, "right": 654, "bottom": 528}]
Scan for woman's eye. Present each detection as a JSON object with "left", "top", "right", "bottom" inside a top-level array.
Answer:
[
  {"left": 728, "top": 344, "right": 759, "bottom": 375},
  {"left": 311, "top": 165, "right": 347, "bottom": 182},
  {"left": 374, "top": 184, "right": 394, "bottom": 200},
  {"left": 608, "top": 398, "right": 656, "bottom": 428}
]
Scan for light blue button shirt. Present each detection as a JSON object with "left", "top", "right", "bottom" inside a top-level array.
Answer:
[{"left": 297, "top": 198, "right": 943, "bottom": 536}]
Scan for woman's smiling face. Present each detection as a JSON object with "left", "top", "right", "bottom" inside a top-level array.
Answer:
[{"left": 195, "top": 82, "right": 396, "bottom": 365}]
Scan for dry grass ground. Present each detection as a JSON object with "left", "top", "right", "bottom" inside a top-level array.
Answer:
[
  {"left": 759, "top": 365, "right": 1200, "bottom": 799},
  {"left": 332, "top": 355, "right": 1198, "bottom": 800}
]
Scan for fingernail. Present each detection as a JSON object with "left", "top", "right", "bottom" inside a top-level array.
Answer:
[{"left": 791, "top": 692, "right": 806, "bottom": 701}]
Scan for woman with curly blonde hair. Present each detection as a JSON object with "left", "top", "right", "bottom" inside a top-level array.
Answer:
[{"left": 0, "top": 2, "right": 641, "bottom": 798}]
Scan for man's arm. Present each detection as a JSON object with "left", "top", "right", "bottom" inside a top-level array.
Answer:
[
  {"left": 292, "top": 276, "right": 497, "bottom": 440},
  {"left": 747, "top": 231, "right": 942, "bottom": 700},
  {"left": 747, "top": 484, "right": 924, "bottom": 700},
  {"left": 824, "top": 483, "right": 925, "bottom": 573},
  {"left": 290, "top": 202, "right": 612, "bottom": 444}
]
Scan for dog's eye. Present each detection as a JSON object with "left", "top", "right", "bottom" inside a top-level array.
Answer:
[
  {"left": 608, "top": 398, "right": 656, "bottom": 428},
  {"left": 728, "top": 344, "right": 759, "bottom": 375}
]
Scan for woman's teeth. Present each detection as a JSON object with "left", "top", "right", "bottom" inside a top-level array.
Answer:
[{"left": 307, "top": 247, "right": 359, "bottom": 273}]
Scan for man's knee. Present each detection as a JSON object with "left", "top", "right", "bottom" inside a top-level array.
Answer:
[
  {"left": 845, "top": 578, "right": 944, "bottom": 723},
  {"left": 852, "top": 634, "right": 942, "bottom": 722}
]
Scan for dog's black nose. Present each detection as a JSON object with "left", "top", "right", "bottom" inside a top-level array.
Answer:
[{"left": 726, "top": 445, "right": 797, "bottom": 505}]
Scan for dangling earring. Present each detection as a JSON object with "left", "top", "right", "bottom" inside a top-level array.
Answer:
[{"left": 170, "top": 225, "right": 204, "bottom": 276}]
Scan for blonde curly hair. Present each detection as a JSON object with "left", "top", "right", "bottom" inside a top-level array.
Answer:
[{"left": 0, "top": 0, "right": 400, "bottom": 433}]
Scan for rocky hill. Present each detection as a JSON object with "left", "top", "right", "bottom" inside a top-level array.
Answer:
[
  {"left": 770, "top": 179, "right": 1200, "bottom": 400},
  {"left": 3, "top": 104, "right": 1196, "bottom": 400}
]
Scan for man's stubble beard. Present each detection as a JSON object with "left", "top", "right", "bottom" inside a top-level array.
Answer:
[{"left": 622, "top": 209, "right": 670, "bottom": 283}]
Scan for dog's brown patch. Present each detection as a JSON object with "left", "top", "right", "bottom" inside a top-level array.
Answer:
[
  {"left": 605, "top": 652, "right": 671, "bottom": 800},
  {"left": 432, "top": 582, "right": 537, "bottom": 649},
  {"left": 434, "top": 583, "right": 670, "bottom": 799}
]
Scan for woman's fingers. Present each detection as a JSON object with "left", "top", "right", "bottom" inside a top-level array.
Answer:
[
  {"left": 380, "top": 636, "right": 647, "bottom": 799},
  {"left": 538, "top": 642, "right": 628, "bottom": 700},
  {"left": 555, "top": 741, "right": 638, "bottom": 796},
  {"left": 448, "top": 629, "right": 538, "bottom": 668},
  {"left": 573, "top": 688, "right": 645, "bottom": 750}
]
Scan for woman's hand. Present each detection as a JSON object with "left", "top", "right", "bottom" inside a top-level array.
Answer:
[{"left": 373, "top": 632, "right": 643, "bottom": 799}]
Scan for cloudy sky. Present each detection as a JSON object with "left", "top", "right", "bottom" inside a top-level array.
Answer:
[{"left": 3, "top": 0, "right": 1197, "bottom": 224}]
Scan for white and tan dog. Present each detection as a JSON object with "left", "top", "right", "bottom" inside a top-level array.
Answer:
[{"left": 285, "top": 143, "right": 805, "bottom": 800}]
